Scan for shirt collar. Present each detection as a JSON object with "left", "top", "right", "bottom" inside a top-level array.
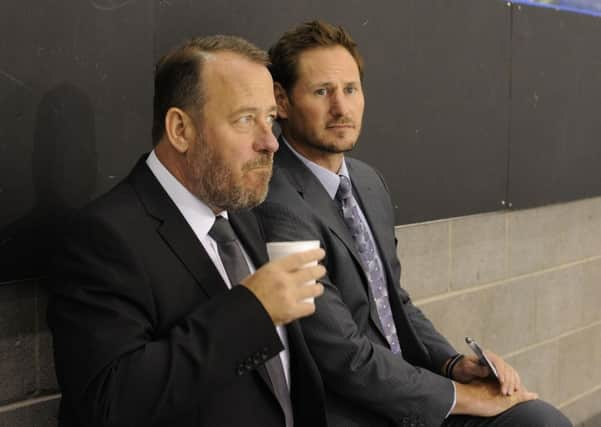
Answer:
[
  {"left": 281, "top": 136, "right": 350, "bottom": 200},
  {"left": 146, "top": 150, "right": 227, "bottom": 238}
]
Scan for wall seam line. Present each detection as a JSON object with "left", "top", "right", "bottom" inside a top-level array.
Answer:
[
  {"left": 0, "top": 393, "right": 61, "bottom": 414},
  {"left": 502, "top": 320, "right": 601, "bottom": 359},
  {"left": 558, "top": 383, "right": 601, "bottom": 409},
  {"left": 414, "top": 254, "right": 601, "bottom": 305}
]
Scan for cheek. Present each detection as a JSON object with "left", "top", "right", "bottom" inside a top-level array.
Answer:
[
  {"left": 295, "top": 99, "right": 322, "bottom": 120},
  {"left": 301, "top": 105, "right": 326, "bottom": 127},
  {"left": 355, "top": 98, "right": 366, "bottom": 117},
  {"left": 211, "top": 131, "right": 245, "bottom": 162}
]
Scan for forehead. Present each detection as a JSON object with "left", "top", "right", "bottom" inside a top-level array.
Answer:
[
  {"left": 295, "top": 46, "right": 360, "bottom": 85},
  {"left": 202, "top": 52, "right": 275, "bottom": 110}
]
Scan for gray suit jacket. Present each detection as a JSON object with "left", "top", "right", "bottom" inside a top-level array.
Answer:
[{"left": 256, "top": 141, "right": 457, "bottom": 427}]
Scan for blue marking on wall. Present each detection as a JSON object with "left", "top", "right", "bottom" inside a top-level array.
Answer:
[{"left": 510, "top": 0, "right": 601, "bottom": 17}]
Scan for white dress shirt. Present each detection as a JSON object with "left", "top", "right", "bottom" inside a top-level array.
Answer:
[{"left": 146, "top": 150, "right": 291, "bottom": 387}]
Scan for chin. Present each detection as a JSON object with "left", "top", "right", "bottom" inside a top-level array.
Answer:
[
  {"left": 246, "top": 169, "right": 271, "bottom": 185},
  {"left": 244, "top": 174, "right": 270, "bottom": 194},
  {"left": 321, "top": 140, "right": 356, "bottom": 154},
  {"left": 244, "top": 188, "right": 269, "bottom": 208}
]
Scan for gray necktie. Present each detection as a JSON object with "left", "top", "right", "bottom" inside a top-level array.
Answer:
[
  {"left": 209, "top": 216, "right": 294, "bottom": 426},
  {"left": 335, "top": 175, "right": 402, "bottom": 354}
]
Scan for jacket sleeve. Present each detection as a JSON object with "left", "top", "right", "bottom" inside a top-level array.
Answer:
[
  {"left": 256, "top": 199, "right": 455, "bottom": 427},
  {"left": 48, "top": 212, "right": 282, "bottom": 427}
]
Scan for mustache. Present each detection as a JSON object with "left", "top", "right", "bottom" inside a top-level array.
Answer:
[
  {"left": 242, "top": 154, "right": 273, "bottom": 172},
  {"left": 326, "top": 118, "right": 355, "bottom": 127}
]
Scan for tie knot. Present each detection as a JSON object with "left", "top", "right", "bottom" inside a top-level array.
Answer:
[
  {"left": 209, "top": 216, "right": 238, "bottom": 243},
  {"left": 336, "top": 175, "right": 353, "bottom": 202}
]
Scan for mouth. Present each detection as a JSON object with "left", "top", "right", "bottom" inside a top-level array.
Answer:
[
  {"left": 242, "top": 156, "right": 273, "bottom": 173},
  {"left": 326, "top": 123, "right": 354, "bottom": 129}
]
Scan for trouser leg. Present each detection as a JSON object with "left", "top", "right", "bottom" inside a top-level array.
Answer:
[{"left": 442, "top": 399, "right": 572, "bottom": 427}]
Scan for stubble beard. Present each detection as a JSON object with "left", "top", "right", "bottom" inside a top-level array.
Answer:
[
  {"left": 304, "top": 134, "right": 357, "bottom": 154},
  {"left": 289, "top": 117, "right": 361, "bottom": 154},
  {"left": 186, "top": 136, "right": 273, "bottom": 212}
]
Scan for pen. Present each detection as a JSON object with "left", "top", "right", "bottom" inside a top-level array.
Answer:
[{"left": 465, "top": 336, "right": 499, "bottom": 380}]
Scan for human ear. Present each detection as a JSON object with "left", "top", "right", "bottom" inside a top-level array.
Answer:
[
  {"left": 164, "top": 107, "right": 195, "bottom": 153},
  {"left": 274, "top": 82, "right": 290, "bottom": 119}
]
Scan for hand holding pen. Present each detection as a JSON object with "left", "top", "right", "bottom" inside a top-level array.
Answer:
[{"left": 447, "top": 337, "right": 523, "bottom": 396}]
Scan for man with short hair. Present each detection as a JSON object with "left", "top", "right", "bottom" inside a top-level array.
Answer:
[
  {"left": 256, "top": 20, "right": 572, "bottom": 427},
  {"left": 48, "top": 35, "right": 328, "bottom": 427}
]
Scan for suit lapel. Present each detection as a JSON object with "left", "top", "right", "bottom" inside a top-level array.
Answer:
[
  {"left": 130, "top": 156, "right": 227, "bottom": 296},
  {"left": 128, "top": 156, "right": 229, "bottom": 298},
  {"left": 274, "top": 142, "right": 365, "bottom": 280},
  {"left": 275, "top": 143, "right": 389, "bottom": 342},
  {"left": 230, "top": 210, "right": 268, "bottom": 268},
  {"left": 348, "top": 160, "right": 417, "bottom": 348},
  {"left": 129, "top": 157, "right": 279, "bottom": 396},
  {"left": 347, "top": 159, "right": 397, "bottom": 281},
  {"left": 347, "top": 162, "right": 394, "bottom": 336}
]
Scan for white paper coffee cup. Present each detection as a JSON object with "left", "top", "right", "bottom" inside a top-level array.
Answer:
[{"left": 266, "top": 240, "right": 320, "bottom": 304}]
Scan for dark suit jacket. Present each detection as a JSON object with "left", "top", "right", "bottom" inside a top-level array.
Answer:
[
  {"left": 255, "top": 142, "right": 457, "bottom": 427},
  {"left": 48, "top": 156, "right": 327, "bottom": 427}
]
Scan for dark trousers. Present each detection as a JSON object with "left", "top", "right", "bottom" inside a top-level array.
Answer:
[{"left": 443, "top": 399, "right": 572, "bottom": 427}]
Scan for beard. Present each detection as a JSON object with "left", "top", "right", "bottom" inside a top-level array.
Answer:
[
  {"left": 289, "top": 116, "right": 360, "bottom": 154},
  {"left": 186, "top": 135, "right": 273, "bottom": 211},
  {"left": 304, "top": 133, "right": 357, "bottom": 154}
]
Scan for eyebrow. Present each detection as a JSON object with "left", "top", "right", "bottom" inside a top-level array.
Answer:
[
  {"left": 229, "top": 105, "right": 277, "bottom": 118},
  {"left": 308, "top": 81, "right": 360, "bottom": 89}
]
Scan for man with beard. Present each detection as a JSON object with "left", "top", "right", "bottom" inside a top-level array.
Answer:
[
  {"left": 256, "top": 21, "right": 572, "bottom": 427},
  {"left": 48, "top": 35, "right": 328, "bottom": 427}
]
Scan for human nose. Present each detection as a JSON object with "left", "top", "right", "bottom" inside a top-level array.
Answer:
[
  {"left": 330, "top": 89, "right": 349, "bottom": 117},
  {"left": 254, "top": 120, "right": 279, "bottom": 153}
]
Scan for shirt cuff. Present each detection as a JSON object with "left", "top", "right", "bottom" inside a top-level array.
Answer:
[{"left": 445, "top": 380, "right": 457, "bottom": 418}]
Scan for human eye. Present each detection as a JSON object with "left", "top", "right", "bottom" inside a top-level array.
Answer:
[
  {"left": 235, "top": 115, "right": 254, "bottom": 126},
  {"left": 314, "top": 88, "right": 327, "bottom": 96},
  {"left": 344, "top": 85, "right": 358, "bottom": 94},
  {"left": 266, "top": 114, "right": 277, "bottom": 126}
]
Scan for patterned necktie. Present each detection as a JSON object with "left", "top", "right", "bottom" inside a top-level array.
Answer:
[
  {"left": 335, "top": 176, "right": 402, "bottom": 354},
  {"left": 209, "top": 216, "right": 294, "bottom": 427}
]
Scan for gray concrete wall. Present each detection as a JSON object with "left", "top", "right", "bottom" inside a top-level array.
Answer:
[
  {"left": 0, "top": 281, "right": 59, "bottom": 426},
  {"left": 397, "top": 196, "right": 601, "bottom": 426}
]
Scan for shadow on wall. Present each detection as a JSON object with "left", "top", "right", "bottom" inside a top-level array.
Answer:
[{"left": 0, "top": 83, "right": 97, "bottom": 282}]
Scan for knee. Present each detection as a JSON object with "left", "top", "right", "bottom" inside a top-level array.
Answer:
[{"left": 510, "top": 400, "right": 572, "bottom": 427}]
